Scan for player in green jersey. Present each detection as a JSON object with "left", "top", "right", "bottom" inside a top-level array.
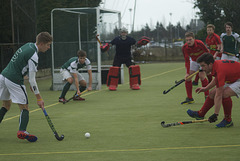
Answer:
[
  {"left": 220, "top": 22, "right": 240, "bottom": 61},
  {"left": 0, "top": 32, "right": 52, "bottom": 142},
  {"left": 58, "top": 50, "right": 92, "bottom": 103}
]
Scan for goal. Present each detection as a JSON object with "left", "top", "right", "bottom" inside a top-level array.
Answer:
[{"left": 51, "top": 7, "right": 123, "bottom": 90}]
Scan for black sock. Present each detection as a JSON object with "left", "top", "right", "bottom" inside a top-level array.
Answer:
[
  {"left": 19, "top": 109, "right": 29, "bottom": 131},
  {"left": 60, "top": 82, "right": 71, "bottom": 98},
  {"left": 0, "top": 107, "right": 8, "bottom": 123},
  {"left": 74, "top": 86, "right": 86, "bottom": 96},
  {"left": 80, "top": 86, "right": 86, "bottom": 92}
]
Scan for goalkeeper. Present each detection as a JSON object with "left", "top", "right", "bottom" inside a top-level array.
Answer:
[{"left": 100, "top": 27, "right": 149, "bottom": 91}]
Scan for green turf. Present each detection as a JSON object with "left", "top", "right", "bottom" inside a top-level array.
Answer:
[{"left": 1, "top": 62, "right": 240, "bottom": 161}]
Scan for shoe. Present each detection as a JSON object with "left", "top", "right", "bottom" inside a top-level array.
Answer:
[
  {"left": 17, "top": 131, "right": 38, "bottom": 142},
  {"left": 187, "top": 109, "right": 204, "bottom": 120},
  {"left": 181, "top": 97, "right": 194, "bottom": 105},
  {"left": 109, "top": 85, "right": 117, "bottom": 91},
  {"left": 216, "top": 119, "right": 233, "bottom": 128},
  {"left": 59, "top": 97, "right": 66, "bottom": 103},
  {"left": 192, "top": 81, "right": 198, "bottom": 86},
  {"left": 130, "top": 84, "right": 140, "bottom": 90},
  {"left": 73, "top": 96, "right": 85, "bottom": 101}
]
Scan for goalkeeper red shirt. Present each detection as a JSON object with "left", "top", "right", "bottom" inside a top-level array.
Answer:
[
  {"left": 206, "top": 33, "right": 222, "bottom": 56},
  {"left": 182, "top": 39, "right": 209, "bottom": 73},
  {"left": 212, "top": 60, "right": 240, "bottom": 87}
]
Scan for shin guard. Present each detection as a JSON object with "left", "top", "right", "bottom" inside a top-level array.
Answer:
[
  {"left": 107, "top": 67, "right": 120, "bottom": 90},
  {"left": 129, "top": 65, "right": 141, "bottom": 89}
]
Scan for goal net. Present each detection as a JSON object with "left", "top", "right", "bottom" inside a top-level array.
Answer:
[{"left": 51, "top": 7, "right": 122, "bottom": 90}]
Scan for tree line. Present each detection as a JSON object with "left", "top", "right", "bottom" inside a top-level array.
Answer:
[
  {"left": 1, "top": 0, "right": 240, "bottom": 44},
  {"left": 130, "top": 0, "right": 240, "bottom": 43},
  {"left": 0, "top": 0, "right": 101, "bottom": 44}
]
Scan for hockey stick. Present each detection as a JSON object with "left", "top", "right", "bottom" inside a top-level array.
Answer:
[
  {"left": 161, "top": 119, "right": 208, "bottom": 128},
  {"left": 42, "top": 108, "right": 64, "bottom": 141},
  {"left": 63, "top": 90, "right": 88, "bottom": 104},
  {"left": 175, "top": 70, "right": 199, "bottom": 84},
  {"left": 163, "top": 79, "right": 185, "bottom": 94},
  {"left": 163, "top": 70, "right": 199, "bottom": 94},
  {"left": 208, "top": 47, "right": 237, "bottom": 57},
  {"left": 96, "top": 34, "right": 103, "bottom": 46}
]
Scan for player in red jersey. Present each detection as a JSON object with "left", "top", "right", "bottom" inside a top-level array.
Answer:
[
  {"left": 181, "top": 32, "right": 209, "bottom": 104},
  {"left": 192, "top": 24, "right": 222, "bottom": 86},
  {"left": 187, "top": 53, "right": 240, "bottom": 127},
  {"left": 206, "top": 24, "right": 222, "bottom": 59}
]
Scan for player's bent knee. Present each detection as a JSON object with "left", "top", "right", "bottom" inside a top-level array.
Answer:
[
  {"left": 222, "top": 88, "right": 235, "bottom": 98},
  {"left": 2, "top": 100, "right": 11, "bottom": 110},
  {"left": 209, "top": 89, "right": 216, "bottom": 99},
  {"left": 67, "top": 77, "right": 74, "bottom": 84},
  {"left": 19, "top": 104, "right": 29, "bottom": 111}
]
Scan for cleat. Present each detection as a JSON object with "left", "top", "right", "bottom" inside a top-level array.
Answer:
[
  {"left": 181, "top": 97, "right": 194, "bottom": 105},
  {"left": 109, "top": 85, "right": 117, "bottom": 91},
  {"left": 130, "top": 84, "right": 140, "bottom": 90},
  {"left": 192, "top": 81, "right": 198, "bottom": 86},
  {"left": 187, "top": 109, "right": 204, "bottom": 120},
  {"left": 17, "top": 131, "right": 38, "bottom": 142},
  {"left": 73, "top": 96, "right": 85, "bottom": 101},
  {"left": 59, "top": 97, "right": 66, "bottom": 103},
  {"left": 216, "top": 119, "right": 233, "bottom": 128}
]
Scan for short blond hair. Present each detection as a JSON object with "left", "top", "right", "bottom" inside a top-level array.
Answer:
[
  {"left": 207, "top": 24, "right": 215, "bottom": 30},
  {"left": 36, "top": 32, "right": 53, "bottom": 44}
]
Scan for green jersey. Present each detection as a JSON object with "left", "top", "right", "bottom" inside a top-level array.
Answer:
[
  {"left": 220, "top": 32, "right": 240, "bottom": 54},
  {"left": 1, "top": 43, "right": 38, "bottom": 85},
  {"left": 61, "top": 57, "right": 92, "bottom": 73}
]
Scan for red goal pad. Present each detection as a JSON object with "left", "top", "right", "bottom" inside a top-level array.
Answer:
[
  {"left": 106, "top": 66, "right": 120, "bottom": 87},
  {"left": 129, "top": 65, "right": 141, "bottom": 87}
]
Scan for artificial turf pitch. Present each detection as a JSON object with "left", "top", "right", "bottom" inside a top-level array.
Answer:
[{"left": 1, "top": 62, "right": 240, "bottom": 161}]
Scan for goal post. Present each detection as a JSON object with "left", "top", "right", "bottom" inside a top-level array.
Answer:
[{"left": 51, "top": 7, "right": 123, "bottom": 91}]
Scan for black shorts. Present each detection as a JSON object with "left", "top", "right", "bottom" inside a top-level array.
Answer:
[{"left": 113, "top": 56, "right": 133, "bottom": 67}]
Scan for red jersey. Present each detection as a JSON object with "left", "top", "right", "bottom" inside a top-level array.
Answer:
[
  {"left": 205, "top": 33, "right": 222, "bottom": 57},
  {"left": 212, "top": 60, "right": 240, "bottom": 87},
  {"left": 182, "top": 39, "right": 209, "bottom": 73}
]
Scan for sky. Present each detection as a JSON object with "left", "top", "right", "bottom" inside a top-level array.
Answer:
[{"left": 101, "top": 0, "right": 199, "bottom": 31}]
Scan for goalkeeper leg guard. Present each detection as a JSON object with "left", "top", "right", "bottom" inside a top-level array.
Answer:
[
  {"left": 107, "top": 67, "right": 120, "bottom": 91},
  {"left": 129, "top": 65, "right": 141, "bottom": 90}
]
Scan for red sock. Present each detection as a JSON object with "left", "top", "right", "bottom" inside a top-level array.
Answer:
[
  {"left": 222, "top": 97, "right": 232, "bottom": 122},
  {"left": 201, "top": 78, "right": 209, "bottom": 96},
  {"left": 185, "top": 80, "right": 192, "bottom": 99},
  {"left": 194, "top": 73, "right": 199, "bottom": 82},
  {"left": 207, "top": 74, "right": 212, "bottom": 82},
  {"left": 198, "top": 96, "right": 214, "bottom": 117}
]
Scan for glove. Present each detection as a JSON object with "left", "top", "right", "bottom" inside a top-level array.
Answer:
[
  {"left": 100, "top": 43, "right": 109, "bottom": 52},
  {"left": 137, "top": 36, "right": 150, "bottom": 47},
  {"left": 208, "top": 113, "right": 218, "bottom": 123}
]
